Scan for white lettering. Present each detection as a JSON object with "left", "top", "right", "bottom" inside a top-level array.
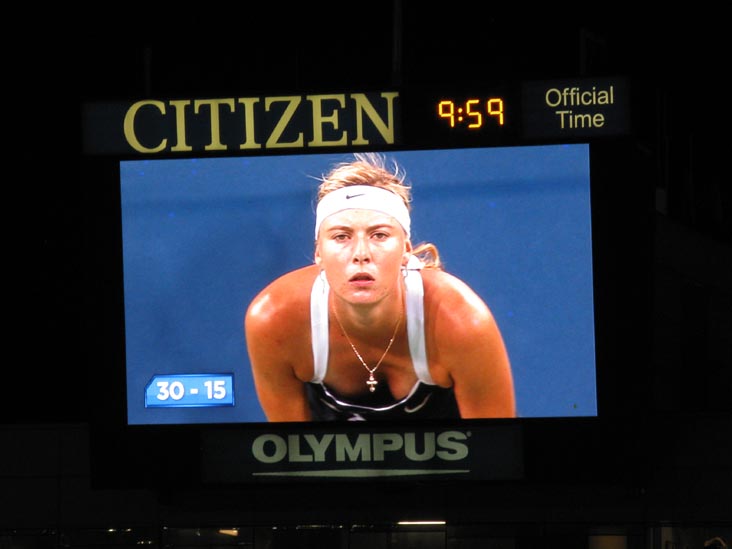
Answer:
[
  {"left": 436, "top": 431, "right": 470, "bottom": 460},
  {"left": 404, "top": 432, "right": 436, "bottom": 461},
  {"left": 335, "top": 433, "right": 371, "bottom": 461},
  {"left": 545, "top": 85, "right": 615, "bottom": 108},
  {"left": 372, "top": 433, "right": 404, "bottom": 461},
  {"left": 250, "top": 430, "right": 471, "bottom": 464},
  {"left": 304, "top": 433, "right": 334, "bottom": 462},
  {"left": 252, "top": 434, "right": 287, "bottom": 463}
]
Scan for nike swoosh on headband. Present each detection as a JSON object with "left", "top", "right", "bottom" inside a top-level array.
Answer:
[{"left": 346, "top": 193, "right": 365, "bottom": 199}]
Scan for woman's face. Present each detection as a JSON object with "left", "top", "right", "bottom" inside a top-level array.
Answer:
[{"left": 315, "top": 208, "right": 411, "bottom": 305}]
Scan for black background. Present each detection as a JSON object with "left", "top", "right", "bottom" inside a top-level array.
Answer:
[{"left": 6, "top": 3, "right": 730, "bottom": 524}]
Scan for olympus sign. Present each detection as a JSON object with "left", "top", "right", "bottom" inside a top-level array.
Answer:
[{"left": 252, "top": 430, "right": 470, "bottom": 464}]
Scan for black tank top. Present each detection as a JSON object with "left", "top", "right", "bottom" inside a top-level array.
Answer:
[
  {"left": 308, "top": 261, "right": 460, "bottom": 421},
  {"left": 305, "top": 380, "right": 459, "bottom": 421}
]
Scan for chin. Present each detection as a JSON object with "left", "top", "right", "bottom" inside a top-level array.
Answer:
[{"left": 346, "top": 289, "right": 383, "bottom": 304}]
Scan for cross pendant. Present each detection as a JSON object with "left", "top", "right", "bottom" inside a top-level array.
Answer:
[{"left": 367, "top": 374, "right": 378, "bottom": 392}]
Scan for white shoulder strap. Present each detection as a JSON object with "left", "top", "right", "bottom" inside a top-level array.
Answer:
[
  {"left": 310, "top": 258, "right": 434, "bottom": 386},
  {"left": 310, "top": 272, "right": 329, "bottom": 383},
  {"left": 404, "top": 256, "right": 434, "bottom": 385}
]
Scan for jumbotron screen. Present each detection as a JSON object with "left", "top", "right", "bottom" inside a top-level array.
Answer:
[{"left": 120, "top": 144, "right": 596, "bottom": 425}]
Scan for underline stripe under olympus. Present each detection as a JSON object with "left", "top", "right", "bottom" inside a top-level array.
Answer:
[{"left": 252, "top": 469, "right": 471, "bottom": 477}]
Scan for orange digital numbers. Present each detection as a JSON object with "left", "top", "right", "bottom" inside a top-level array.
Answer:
[
  {"left": 438, "top": 100, "right": 456, "bottom": 127},
  {"left": 487, "top": 98, "right": 504, "bottom": 125},
  {"left": 437, "top": 98, "right": 505, "bottom": 130},
  {"left": 466, "top": 99, "right": 482, "bottom": 128}
]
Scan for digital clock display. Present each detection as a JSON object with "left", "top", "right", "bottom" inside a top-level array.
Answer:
[
  {"left": 432, "top": 77, "right": 628, "bottom": 141},
  {"left": 438, "top": 97, "right": 506, "bottom": 129}
]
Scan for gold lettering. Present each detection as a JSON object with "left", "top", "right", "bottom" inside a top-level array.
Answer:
[
  {"left": 123, "top": 100, "right": 167, "bottom": 154},
  {"left": 194, "top": 98, "right": 235, "bottom": 151},
  {"left": 238, "top": 98, "right": 262, "bottom": 150},
  {"left": 307, "top": 94, "right": 348, "bottom": 147},
  {"left": 116, "top": 91, "right": 400, "bottom": 155},
  {"left": 265, "top": 96, "right": 303, "bottom": 148},
  {"left": 169, "top": 100, "right": 193, "bottom": 152},
  {"left": 351, "top": 92, "right": 398, "bottom": 145}
]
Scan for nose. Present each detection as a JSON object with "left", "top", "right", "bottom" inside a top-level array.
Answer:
[{"left": 352, "top": 235, "right": 371, "bottom": 263}]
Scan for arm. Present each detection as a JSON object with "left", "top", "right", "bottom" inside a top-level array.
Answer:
[
  {"left": 245, "top": 288, "right": 312, "bottom": 422},
  {"left": 429, "top": 274, "right": 516, "bottom": 418},
  {"left": 450, "top": 305, "right": 516, "bottom": 418}
]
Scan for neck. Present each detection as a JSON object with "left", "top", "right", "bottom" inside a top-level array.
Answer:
[{"left": 331, "top": 291, "right": 404, "bottom": 340}]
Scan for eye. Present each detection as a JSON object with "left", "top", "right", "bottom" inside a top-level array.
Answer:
[{"left": 372, "top": 230, "right": 390, "bottom": 240}]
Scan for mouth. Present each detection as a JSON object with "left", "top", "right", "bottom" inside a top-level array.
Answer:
[{"left": 349, "top": 272, "right": 375, "bottom": 286}]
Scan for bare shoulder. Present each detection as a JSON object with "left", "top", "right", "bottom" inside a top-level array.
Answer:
[
  {"left": 420, "top": 269, "right": 496, "bottom": 338},
  {"left": 421, "top": 269, "right": 493, "bottom": 314},
  {"left": 245, "top": 265, "right": 319, "bottom": 333},
  {"left": 420, "top": 269, "right": 512, "bottom": 406}
]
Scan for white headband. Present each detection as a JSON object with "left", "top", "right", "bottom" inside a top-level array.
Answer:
[{"left": 314, "top": 185, "right": 411, "bottom": 239}]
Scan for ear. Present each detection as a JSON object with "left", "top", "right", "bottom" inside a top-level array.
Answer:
[
  {"left": 402, "top": 240, "right": 412, "bottom": 266},
  {"left": 314, "top": 242, "right": 322, "bottom": 266}
]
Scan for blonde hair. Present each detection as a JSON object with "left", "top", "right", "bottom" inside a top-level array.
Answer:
[{"left": 317, "top": 153, "right": 442, "bottom": 269}]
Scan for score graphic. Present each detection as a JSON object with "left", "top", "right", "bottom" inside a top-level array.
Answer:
[
  {"left": 144, "top": 374, "right": 235, "bottom": 408},
  {"left": 438, "top": 98, "right": 506, "bottom": 129}
]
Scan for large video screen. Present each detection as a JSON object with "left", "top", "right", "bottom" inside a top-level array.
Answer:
[{"left": 121, "top": 144, "right": 596, "bottom": 425}]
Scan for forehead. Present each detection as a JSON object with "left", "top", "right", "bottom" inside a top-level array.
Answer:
[{"left": 320, "top": 208, "right": 400, "bottom": 229}]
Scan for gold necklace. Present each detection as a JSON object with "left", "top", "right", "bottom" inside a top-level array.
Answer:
[{"left": 332, "top": 304, "right": 402, "bottom": 392}]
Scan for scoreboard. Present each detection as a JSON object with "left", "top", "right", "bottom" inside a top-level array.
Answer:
[{"left": 83, "top": 76, "right": 630, "bottom": 156}]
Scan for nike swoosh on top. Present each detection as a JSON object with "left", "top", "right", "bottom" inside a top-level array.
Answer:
[{"left": 346, "top": 193, "right": 365, "bottom": 199}]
